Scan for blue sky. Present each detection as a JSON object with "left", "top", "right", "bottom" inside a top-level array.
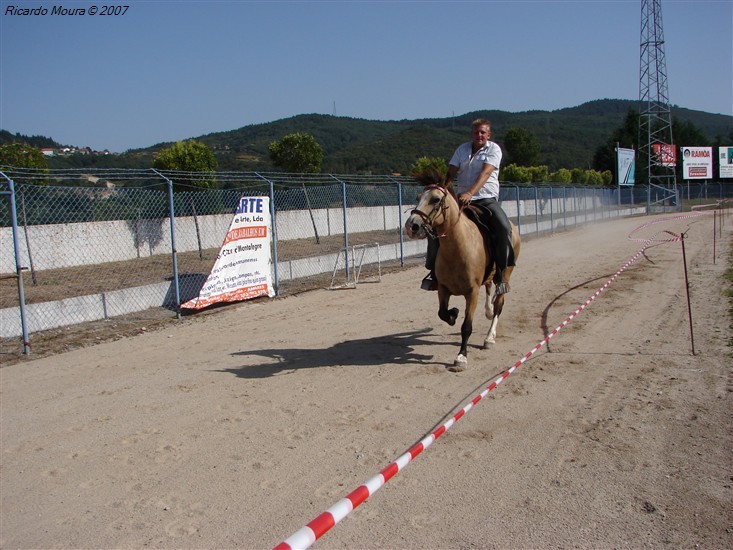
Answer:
[{"left": 1, "top": 0, "right": 731, "bottom": 153}]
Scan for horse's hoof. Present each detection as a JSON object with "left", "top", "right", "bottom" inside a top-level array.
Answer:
[
  {"left": 483, "top": 339, "right": 495, "bottom": 349},
  {"left": 448, "top": 355, "right": 467, "bottom": 372},
  {"left": 448, "top": 307, "right": 459, "bottom": 326}
]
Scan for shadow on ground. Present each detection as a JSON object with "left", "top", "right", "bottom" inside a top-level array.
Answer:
[{"left": 220, "top": 327, "right": 443, "bottom": 378}]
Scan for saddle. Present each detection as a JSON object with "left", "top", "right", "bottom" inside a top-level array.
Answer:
[
  {"left": 463, "top": 203, "right": 497, "bottom": 283},
  {"left": 463, "top": 203, "right": 492, "bottom": 233}
]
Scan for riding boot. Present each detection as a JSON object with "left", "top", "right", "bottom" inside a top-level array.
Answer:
[
  {"left": 421, "top": 238, "right": 439, "bottom": 291},
  {"left": 493, "top": 257, "right": 510, "bottom": 295},
  {"left": 494, "top": 269, "right": 510, "bottom": 295},
  {"left": 493, "top": 233, "right": 513, "bottom": 295},
  {"left": 421, "top": 272, "right": 438, "bottom": 291},
  {"left": 479, "top": 198, "right": 514, "bottom": 295}
]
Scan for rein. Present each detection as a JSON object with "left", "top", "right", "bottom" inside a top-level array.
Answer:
[{"left": 410, "top": 184, "right": 465, "bottom": 239}]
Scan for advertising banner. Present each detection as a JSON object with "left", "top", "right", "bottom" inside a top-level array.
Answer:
[
  {"left": 616, "top": 147, "right": 635, "bottom": 186},
  {"left": 182, "top": 196, "right": 275, "bottom": 310},
  {"left": 681, "top": 146, "right": 713, "bottom": 180},
  {"left": 653, "top": 143, "right": 677, "bottom": 167},
  {"left": 719, "top": 146, "right": 733, "bottom": 178}
]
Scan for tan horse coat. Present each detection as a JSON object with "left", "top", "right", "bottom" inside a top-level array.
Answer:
[{"left": 405, "top": 184, "right": 520, "bottom": 370}]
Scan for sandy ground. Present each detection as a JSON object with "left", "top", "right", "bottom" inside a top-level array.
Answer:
[{"left": 1, "top": 213, "right": 731, "bottom": 550}]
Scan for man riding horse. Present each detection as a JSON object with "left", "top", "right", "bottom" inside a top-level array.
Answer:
[{"left": 422, "top": 118, "right": 516, "bottom": 295}]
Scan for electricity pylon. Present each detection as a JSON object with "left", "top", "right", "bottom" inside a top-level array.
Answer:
[{"left": 639, "top": 0, "right": 679, "bottom": 209}]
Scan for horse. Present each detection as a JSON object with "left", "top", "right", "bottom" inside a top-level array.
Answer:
[{"left": 404, "top": 180, "right": 521, "bottom": 371}]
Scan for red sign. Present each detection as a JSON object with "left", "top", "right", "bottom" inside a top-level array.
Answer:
[{"left": 653, "top": 144, "right": 677, "bottom": 167}]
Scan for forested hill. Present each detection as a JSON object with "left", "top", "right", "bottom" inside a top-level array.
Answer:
[
  {"left": 9, "top": 99, "right": 733, "bottom": 174},
  {"left": 0, "top": 130, "right": 60, "bottom": 150},
  {"left": 154, "top": 99, "right": 731, "bottom": 174}
]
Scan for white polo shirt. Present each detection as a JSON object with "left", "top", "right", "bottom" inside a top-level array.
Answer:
[{"left": 449, "top": 140, "right": 502, "bottom": 200}]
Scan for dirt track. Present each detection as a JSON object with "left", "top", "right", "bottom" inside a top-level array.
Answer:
[{"left": 1, "top": 213, "right": 731, "bottom": 549}]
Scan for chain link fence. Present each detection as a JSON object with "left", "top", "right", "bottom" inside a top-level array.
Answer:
[{"left": 2, "top": 167, "right": 731, "bottom": 356}]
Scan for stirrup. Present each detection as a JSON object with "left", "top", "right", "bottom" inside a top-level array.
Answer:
[
  {"left": 421, "top": 273, "right": 438, "bottom": 291},
  {"left": 495, "top": 281, "right": 510, "bottom": 295}
]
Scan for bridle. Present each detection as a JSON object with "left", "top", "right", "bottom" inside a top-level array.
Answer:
[
  {"left": 410, "top": 185, "right": 448, "bottom": 238},
  {"left": 409, "top": 184, "right": 462, "bottom": 238}
]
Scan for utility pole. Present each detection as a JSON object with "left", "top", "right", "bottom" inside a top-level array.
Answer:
[{"left": 639, "top": 0, "right": 679, "bottom": 211}]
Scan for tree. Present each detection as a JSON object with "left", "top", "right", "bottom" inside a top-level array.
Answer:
[
  {"left": 571, "top": 168, "right": 587, "bottom": 184},
  {"left": 503, "top": 127, "right": 540, "bottom": 166},
  {"left": 592, "top": 108, "right": 640, "bottom": 177},
  {"left": 528, "top": 165, "right": 550, "bottom": 183},
  {"left": 0, "top": 142, "right": 49, "bottom": 184},
  {"left": 268, "top": 132, "right": 324, "bottom": 173},
  {"left": 673, "top": 117, "right": 709, "bottom": 147},
  {"left": 549, "top": 168, "right": 572, "bottom": 184},
  {"left": 0, "top": 142, "right": 48, "bottom": 170},
  {"left": 585, "top": 170, "right": 606, "bottom": 186},
  {"left": 501, "top": 164, "right": 532, "bottom": 183},
  {"left": 153, "top": 140, "right": 218, "bottom": 188}
]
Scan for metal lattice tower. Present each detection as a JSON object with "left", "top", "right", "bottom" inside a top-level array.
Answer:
[{"left": 639, "top": 0, "right": 678, "bottom": 205}]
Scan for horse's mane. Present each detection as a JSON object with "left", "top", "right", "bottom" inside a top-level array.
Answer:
[
  {"left": 413, "top": 167, "right": 458, "bottom": 201},
  {"left": 415, "top": 166, "right": 486, "bottom": 227}
]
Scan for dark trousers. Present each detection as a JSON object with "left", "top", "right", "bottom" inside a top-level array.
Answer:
[{"left": 425, "top": 198, "right": 515, "bottom": 275}]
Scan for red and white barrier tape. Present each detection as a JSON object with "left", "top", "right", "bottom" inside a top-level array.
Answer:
[
  {"left": 274, "top": 215, "right": 706, "bottom": 550},
  {"left": 628, "top": 211, "right": 709, "bottom": 242}
]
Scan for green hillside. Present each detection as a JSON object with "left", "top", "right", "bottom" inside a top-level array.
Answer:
[
  {"left": 6, "top": 99, "right": 732, "bottom": 174},
  {"left": 160, "top": 100, "right": 658, "bottom": 173},
  {"left": 136, "top": 99, "right": 733, "bottom": 174}
]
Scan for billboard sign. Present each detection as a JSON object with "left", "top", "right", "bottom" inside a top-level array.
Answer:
[
  {"left": 182, "top": 196, "right": 275, "bottom": 310},
  {"left": 653, "top": 143, "right": 677, "bottom": 167},
  {"left": 719, "top": 146, "right": 733, "bottom": 178},
  {"left": 616, "top": 147, "right": 635, "bottom": 186},
  {"left": 681, "top": 146, "right": 713, "bottom": 180}
]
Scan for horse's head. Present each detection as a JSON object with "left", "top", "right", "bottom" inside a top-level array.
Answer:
[{"left": 404, "top": 184, "right": 451, "bottom": 239}]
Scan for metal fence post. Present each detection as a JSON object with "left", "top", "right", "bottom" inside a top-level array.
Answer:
[
  {"left": 397, "top": 180, "right": 404, "bottom": 266},
  {"left": 328, "top": 175, "right": 350, "bottom": 282},
  {"left": 268, "top": 178, "right": 279, "bottom": 296},
  {"left": 341, "top": 180, "right": 349, "bottom": 281},
  {"left": 254, "top": 172, "right": 280, "bottom": 296},
  {"left": 549, "top": 186, "right": 554, "bottom": 234},
  {"left": 1, "top": 175, "right": 31, "bottom": 354},
  {"left": 152, "top": 169, "right": 182, "bottom": 317}
]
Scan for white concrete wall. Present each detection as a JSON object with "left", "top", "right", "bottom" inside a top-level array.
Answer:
[
  {"left": 1, "top": 204, "right": 408, "bottom": 273},
  {"left": 4, "top": 197, "right": 616, "bottom": 273}
]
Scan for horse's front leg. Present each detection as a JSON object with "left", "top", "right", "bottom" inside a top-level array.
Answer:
[
  {"left": 450, "top": 291, "right": 479, "bottom": 371},
  {"left": 437, "top": 287, "right": 459, "bottom": 326}
]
